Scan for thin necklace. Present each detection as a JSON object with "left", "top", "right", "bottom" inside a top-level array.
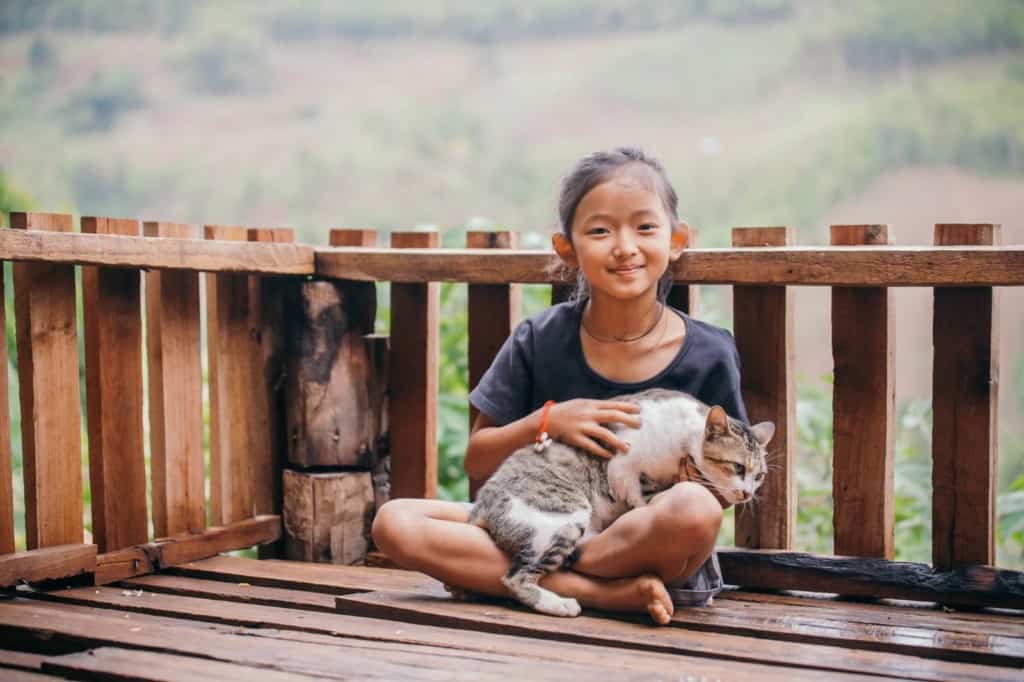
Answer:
[{"left": 581, "top": 302, "right": 665, "bottom": 344}]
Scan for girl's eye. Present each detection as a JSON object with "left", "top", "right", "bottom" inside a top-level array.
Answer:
[
  {"left": 735, "top": 464, "right": 746, "bottom": 477},
  {"left": 587, "top": 227, "right": 609, "bottom": 236},
  {"left": 638, "top": 223, "right": 658, "bottom": 232}
]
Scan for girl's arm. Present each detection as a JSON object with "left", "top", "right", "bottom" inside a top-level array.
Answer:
[{"left": 465, "top": 400, "right": 642, "bottom": 481}]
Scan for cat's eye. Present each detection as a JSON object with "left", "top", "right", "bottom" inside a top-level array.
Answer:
[
  {"left": 755, "top": 472, "right": 765, "bottom": 482},
  {"left": 735, "top": 464, "right": 746, "bottom": 477}
]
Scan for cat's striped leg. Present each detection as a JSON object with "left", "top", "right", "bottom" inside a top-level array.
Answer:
[{"left": 502, "top": 522, "right": 585, "bottom": 617}]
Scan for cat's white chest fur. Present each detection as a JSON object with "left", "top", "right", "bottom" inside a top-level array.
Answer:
[{"left": 605, "top": 397, "right": 705, "bottom": 509}]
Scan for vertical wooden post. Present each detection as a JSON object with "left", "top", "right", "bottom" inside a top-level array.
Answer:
[
  {"left": 0, "top": 261, "right": 14, "bottom": 554},
  {"left": 144, "top": 222, "right": 205, "bottom": 538},
  {"left": 205, "top": 225, "right": 254, "bottom": 525},
  {"left": 831, "top": 224, "right": 894, "bottom": 559},
  {"left": 81, "top": 216, "right": 147, "bottom": 552},
  {"left": 247, "top": 227, "right": 295, "bottom": 522},
  {"left": 467, "top": 231, "right": 521, "bottom": 498},
  {"left": 11, "top": 212, "right": 84, "bottom": 549},
  {"left": 389, "top": 231, "right": 440, "bottom": 499},
  {"left": 932, "top": 223, "right": 1000, "bottom": 569},
  {"left": 732, "top": 227, "right": 795, "bottom": 549},
  {"left": 667, "top": 225, "right": 698, "bottom": 316}
]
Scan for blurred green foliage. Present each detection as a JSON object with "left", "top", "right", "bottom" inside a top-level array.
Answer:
[{"left": 64, "top": 70, "right": 145, "bottom": 132}]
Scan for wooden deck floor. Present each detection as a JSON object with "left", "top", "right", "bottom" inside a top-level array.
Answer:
[{"left": 0, "top": 556, "right": 1021, "bottom": 681}]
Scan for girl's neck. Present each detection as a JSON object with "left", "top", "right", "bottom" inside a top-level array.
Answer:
[{"left": 582, "top": 291, "right": 663, "bottom": 342}]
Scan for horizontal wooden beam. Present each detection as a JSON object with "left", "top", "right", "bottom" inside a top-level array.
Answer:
[
  {"left": 95, "top": 515, "right": 282, "bottom": 584},
  {"left": 0, "top": 544, "right": 97, "bottom": 587},
  {"left": 314, "top": 246, "right": 1024, "bottom": 286},
  {"left": 717, "top": 548, "right": 1023, "bottom": 609},
  {"left": 0, "top": 229, "right": 314, "bottom": 275}
]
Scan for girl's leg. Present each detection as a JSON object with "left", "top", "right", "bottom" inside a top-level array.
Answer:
[
  {"left": 572, "top": 481, "right": 723, "bottom": 584},
  {"left": 371, "top": 498, "right": 674, "bottom": 623}
]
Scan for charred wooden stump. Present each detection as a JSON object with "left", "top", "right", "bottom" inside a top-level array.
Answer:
[{"left": 282, "top": 470, "right": 375, "bottom": 564}]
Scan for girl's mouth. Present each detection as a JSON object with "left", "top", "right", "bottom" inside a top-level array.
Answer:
[{"left": 611, "top": 265, "right": 643, "bottom": 275}]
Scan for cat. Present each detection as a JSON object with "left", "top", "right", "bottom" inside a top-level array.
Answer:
[{"left": 468, "top": 388, "right": 775, "bottom": 618}]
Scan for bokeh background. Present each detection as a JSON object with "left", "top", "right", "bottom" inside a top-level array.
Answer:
[{"left": 1, "top": 0, "right": 1022, "bottom": 566}]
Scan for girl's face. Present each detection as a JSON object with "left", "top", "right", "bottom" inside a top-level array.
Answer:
[{"left": 555, "top": 167, "right": 685, "bottom": 303}]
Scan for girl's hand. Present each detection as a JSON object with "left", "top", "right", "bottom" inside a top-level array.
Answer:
[{"left": 546, "top": 399, "right": 641, "bottom": 459}]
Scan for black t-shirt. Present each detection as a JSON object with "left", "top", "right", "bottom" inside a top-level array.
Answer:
[{"left": 469, "top": 302, "right": 748, "bottom": 426}]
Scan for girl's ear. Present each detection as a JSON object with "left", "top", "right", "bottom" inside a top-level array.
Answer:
[
  {"left": 551, "top": 232, "right": 578, "bottom": 268},
  {"left": 669, "top": 221, "right": 689, "bottom": 261}
]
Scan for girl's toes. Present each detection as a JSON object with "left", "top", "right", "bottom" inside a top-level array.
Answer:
[{"left": 637, "top": 574, "right": 673, "bottom": 625}]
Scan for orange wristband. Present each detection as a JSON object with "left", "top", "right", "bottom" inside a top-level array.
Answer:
[{"left": 534, "top": 400, "right": 555, "bottom": 452}]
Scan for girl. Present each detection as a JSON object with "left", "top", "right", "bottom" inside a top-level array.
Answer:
[{"left": 372, "top": 147, "right": 747, "bottom": 625}]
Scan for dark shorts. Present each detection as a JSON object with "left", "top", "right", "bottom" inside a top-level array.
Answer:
[{"left": 667, "top": 552, "right": 722, "bottom": 607}]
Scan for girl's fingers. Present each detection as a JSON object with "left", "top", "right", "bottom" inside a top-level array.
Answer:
[
  {"left": 585, "top": 425, "right": 630, "bottom": 455},
  {"left": 601, "top": 401, "right": 641, "bottom": 414},
  {"left": 601, "top": 409, "right": 642, "bottom": 429},
  {"left": 570, "top": 433, "right": 614, "bottom": 459}
]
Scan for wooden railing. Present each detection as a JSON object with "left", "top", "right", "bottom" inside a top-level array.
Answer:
[{"left": 1, "top": 213, "right": 1022, "bottom": 609}]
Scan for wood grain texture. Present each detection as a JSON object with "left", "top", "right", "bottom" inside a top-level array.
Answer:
[
  {"left": 0, "top": 228, "right": 314, "bottom": 273},
  {"left": 285, "top": 280, "right": 378, "bottom": 468},
  {"left": 0, "top": 544, "right": 95, "bottom": 587},
  {"left": 831, "top": 225, "right": 894, "bottom": 559},
  {"left": 467, "top": 231, "right": 521, "bottom": 499},
  {"left": 143, "top": 222, "right": 206, "bottom": 539},
  {"left": 932, "top": 224, "right": 1000, "bottom": 570},
  {"left": 0, "top": 265, "right": 13, "bottom": 554},
  {"left": 388, "top": 231, "right": 440, "bottom": 499},
  {"left": 335, "top": 591, "right": 1007, "bottom": 682},
  {"left": 666, "top": 225, "right": 698, "bottom": 315},
  {"left": 732, "top": 227, "right": 795, "bottom": 549},
  {"left": 717, "top": 548, "right": 1023, "bottom": 609},
  {"left": 329, "top": 229, "right": 378, "bottom": 247},
  {"left": 95, "top": 545, "right": 156, "bottom": 584},
  {"left": 205, "top": 225, "right": 254, "bottom": 525},
  {"left": 155, "top": 515, "right": 281, "bottom": 567},
  {"left": 10, "top": 212, "right": 84, "bottom": 549},
  {"left": 42, "top": 648, "right": 316, "bottom": 682},
  {"left": 314, "top": 245, "right": 1024, "bottom": 285},
  {"left": 81, "top": 217, "right": 147, "bottom": 553},
  {"left": 247, "top": 228, "right": 294, "bottom": 523},
  {"left": 282, "top": 470, "right": 375, "bottom": 564}
]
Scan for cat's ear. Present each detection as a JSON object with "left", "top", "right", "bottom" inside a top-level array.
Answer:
[
  {"left": 752, "top": 421, "right": 776, "bottom": 446},
  {"left": 705, "top": 405, "right": 729, "bottom": 439}
]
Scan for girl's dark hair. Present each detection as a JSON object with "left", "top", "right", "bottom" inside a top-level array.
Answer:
[{"left": 551, "top": 147, "right": 681, "bottom": 303}]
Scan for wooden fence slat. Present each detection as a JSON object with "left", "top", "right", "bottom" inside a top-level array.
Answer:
[
  {"left": 314, "top": 245, "right": 1024, "bottom": 286},
  {"left": 932, "top": 224, "right": 1000, "bottom": 570},
  {"left": 10, "top": 212, "right": 84, "bottom": 550},
  {"left": 666, "top": 225, "right": 698, "bottom": 315},
  {"left": 205, "top": 225, "right": 255, "bottom": 525},
  {"left": 144, "top": 222, "right": 205, "bottom": 538},
  {"left": 247, "top": 228, "right": 295, "bottom": 522},
  {"left": 0, "top": 261, "right": 14, "bottom": 554},
  {"left": 389, "top": 231, "right": 439, "bottom": 499},
  {"left": 831, "top": 224, "right": 894, "bottom": 559},
  {"left": 732, "top": 227, "right": 795, "bottom": 549},
  {"left": 81, "top": 217, "right": 147, "bottom": 553},
  {"left": 467, "top": 231, "right": 521, "bottom": 499}
]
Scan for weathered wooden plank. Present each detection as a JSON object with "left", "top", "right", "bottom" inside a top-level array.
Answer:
[
  {"left": 717, "top": 548, "right": 1024, "bottom": 608},
  {"left": 0, "top": 544, "right": 96, "bottom": 587},
  {"left": 388, "top": 231, "right": 440, "bottom": 499},
  {"left": 0, "top": 650, "right": 47, "bottom": 672},
  {"left": 119, "top": 573, "right": 1023, "bottom": 667},
  {"left": 1, "top": 598, "right": 845, "bottom": 682},
  {"left": 0, "top": 262, "right": 13, "bottom": 555},
  {"left": 143, "top": 222, "right": 205, "bottom": 539},
  {"left": 0, "top": 228, "right": 314, "bottom": 274},
  {"left": 329, "top": 228, "right": 378, "bottom": 247},
  {"left": 933, "top": 224, "right": 1001, "bottom": 570},
  {"left": 247, "top": 228, "right": 294, "bottom": 524},
  {"left": 467, "top": 231, "right": 520, "bottom": 499},
  {"left": 205, "top": 225, "right": 254, "bottom": 525},
  {"left": 10, "top": 212, "right": 83, "bottom": 549},
  {"left": 666, "top": 224, "right": 698, "bottom": 315},
  {"left": 831, "top": 225, "right": 894, "bottom": 558},
  {"left": 732, "top": 227, "right": 795, "bottom": 550},
  {"left": 43, "top": 647, "right": 320, "bottom": 682},
  {"left": 156, "top": 515, "right": 280, "bottom": 567},
  {"left": 95, "top": 545, "right": 156, "bottom": 584},
  {"left": 165, "top": 554, "right": 439, "bottom": 594},
  {"left": 314, "top": 245, "right": 1024, "bottom": 286},
  {"left": 282, "top": 470, "right": 375, "bottom": 564},
  {"left": 285, "top": 280, "right": 378, "bottom": 468},
  {"left": 81, "top": 216, "right": 147, "bottom": 553},
  {"left": 335, "top": 591, "right": 1009, "bottom": 682}
]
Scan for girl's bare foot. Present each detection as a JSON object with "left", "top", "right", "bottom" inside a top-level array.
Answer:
[{"left": 551, "top": 572, "right": 673, "bottom": 625}]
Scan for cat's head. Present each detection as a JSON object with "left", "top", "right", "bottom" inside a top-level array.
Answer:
[{"left": 697, "top": 406, "right": 774, "bottom": 505}]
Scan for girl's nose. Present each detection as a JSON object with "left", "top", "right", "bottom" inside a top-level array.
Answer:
[{"left": 613, "top": 234, "right": 638, "bottom": 256}]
